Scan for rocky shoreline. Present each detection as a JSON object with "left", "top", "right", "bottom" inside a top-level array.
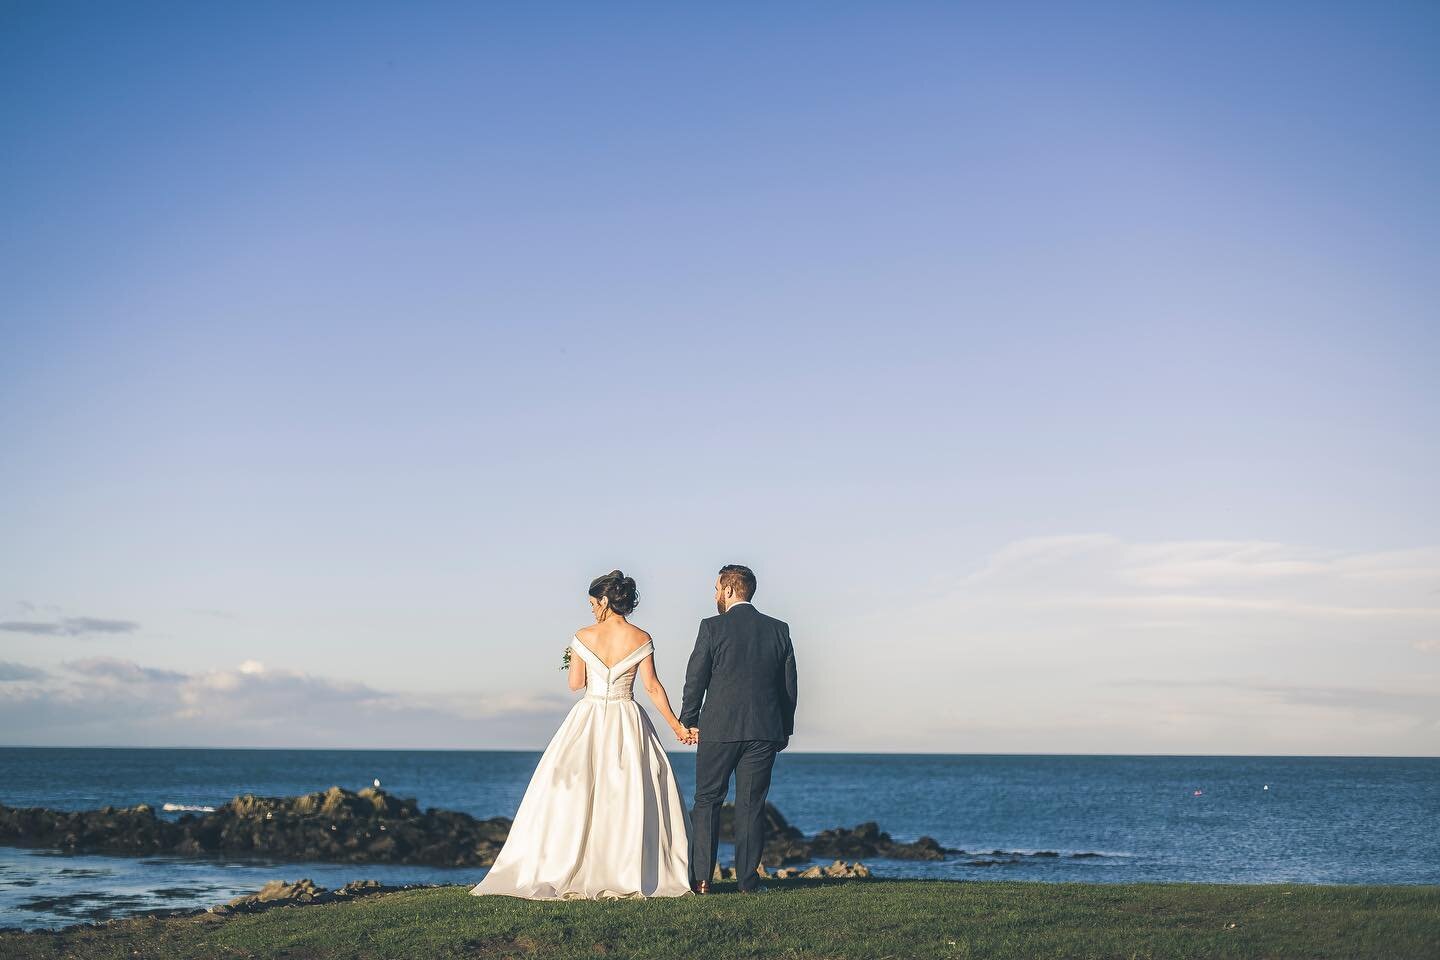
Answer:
[
  {"left": 0, "top": 786, "right": 953, "bottom": 869},
  {"left": 209, "top": 877, "right": 438, "bottom": 916},
  {"left": 720, "top": 803, "right": 950, "bottom": 866},
  {"left": 0, "top": 786, "right": 510, "bottom": 867}
]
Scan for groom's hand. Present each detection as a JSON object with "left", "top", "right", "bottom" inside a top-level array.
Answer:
[{"left": 686, "top": 727, "right": 700, "bottom": 745}]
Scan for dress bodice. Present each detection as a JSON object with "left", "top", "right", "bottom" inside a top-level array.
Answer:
[{"left": 570, "top": 636, "right": 653, "bottom": 700}]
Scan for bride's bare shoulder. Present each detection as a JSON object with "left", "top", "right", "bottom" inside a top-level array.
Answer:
[{"left": 613, "top": 624, "right": 651, "bottom": 654}]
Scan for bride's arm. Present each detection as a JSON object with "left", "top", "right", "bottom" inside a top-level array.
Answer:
[
  {"left": 567, "top": 643, "right": 587, "bottom": 692},
  {"left": 636, "top": 652, "right": 689, "bottom": 741}
]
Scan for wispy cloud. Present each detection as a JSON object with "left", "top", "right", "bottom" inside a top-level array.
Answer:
[
  {"left": 1106, "top": 676, "right": 1440, "bottom": 721},
  {"left": 64, "top": 657, "right": 186, "bottom": 683},
  {"left": 0, "top": 617, "right": 140, "bottom": 637},
  {"left": 0, "top": 656, "right": 575, "bottom": 749},
  {"left": 954, "top": 535, "right": 1440, "bottom": 624},
  {"left": 0, "top": 660, "right": 48, "bottom": 682},
  {"left": 848, "top": 534, "right": 1440, "bottom": 755},
  {"left": 1256, "top": 682, "right": 1440, "bottom": 717},
  {"left": 185, "top": 608, "right": 239, "bottom": 621}
]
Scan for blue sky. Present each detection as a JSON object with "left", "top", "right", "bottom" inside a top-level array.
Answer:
[{"left": 2, "top": 1, "right": 1437, "bottom": 753}]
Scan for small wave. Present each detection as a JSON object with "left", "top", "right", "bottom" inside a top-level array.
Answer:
[
  {"left": 161, "top": 803, "right": 216, "bottom": 813},
  {"left": 953, "top": 848, "right": 1134, "bottom": 860}
]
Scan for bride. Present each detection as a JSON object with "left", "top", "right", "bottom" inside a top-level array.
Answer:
[{"left": 470, "top": 570, "right": 695, "bottom": 899}]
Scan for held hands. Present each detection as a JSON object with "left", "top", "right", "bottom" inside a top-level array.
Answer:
[{"left": 672, "top": 725, "right": 699, "bottom": 746}]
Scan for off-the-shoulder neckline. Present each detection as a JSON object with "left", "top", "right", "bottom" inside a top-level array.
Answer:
[{"left": 570, "top": 634, "right": 653, "bottom": 671}]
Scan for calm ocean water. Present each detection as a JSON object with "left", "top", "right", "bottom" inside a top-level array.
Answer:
[{"left": 1, "top": 748, "right": 1436, "bottom": 930}]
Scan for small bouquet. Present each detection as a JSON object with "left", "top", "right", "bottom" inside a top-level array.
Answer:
[{"left": 560, "top": 646, "right": 572, "bottom": 671}]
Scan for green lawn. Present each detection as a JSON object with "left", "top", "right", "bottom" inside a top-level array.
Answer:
[{"left": 4, "top": 879, "right": 1437, "bottom": 960}]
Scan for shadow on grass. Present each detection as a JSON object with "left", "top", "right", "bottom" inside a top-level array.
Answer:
[{"left": 705, "top": 875, "right": 886, "bottom": 893}]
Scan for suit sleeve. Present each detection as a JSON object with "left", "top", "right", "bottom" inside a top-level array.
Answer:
[
  {"left": 678, "top": 620, "right": 712, "bottom": 729},
  {"left": 782, "top": 629, "right": 797, "bottom": 737}
]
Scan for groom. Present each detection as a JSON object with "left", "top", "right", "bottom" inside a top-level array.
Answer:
[{"left": 679, "top": 564, "right": 798, "bottom": 894}]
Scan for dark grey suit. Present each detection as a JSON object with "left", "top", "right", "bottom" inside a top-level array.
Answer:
[{"left": 679, "top": 602, "right": 797, "bottom": 890}]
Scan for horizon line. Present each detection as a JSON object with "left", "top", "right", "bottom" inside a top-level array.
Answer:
[{"left": 3, "top": 744, "right": 1436, "bottom": 760}]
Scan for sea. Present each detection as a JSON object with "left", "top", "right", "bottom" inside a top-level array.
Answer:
[{"left": 1, "top": 748, "right": 1436, "bottom": 930}]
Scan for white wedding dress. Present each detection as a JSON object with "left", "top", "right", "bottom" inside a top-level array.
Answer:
[{"left": 469, "top": 636, "right": 692, "bottom": 899}]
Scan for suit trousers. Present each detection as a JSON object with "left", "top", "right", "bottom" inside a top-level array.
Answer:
[{"left": 689, "top": 737, "right": 779, "bottom": 891}]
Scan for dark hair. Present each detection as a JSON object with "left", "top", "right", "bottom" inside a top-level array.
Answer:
[
  {"left": 718, "top": 564, "right": 756, "bottom": 601},
  {"left": 588, "top": 569, "right": 639, "bottom": 616}
]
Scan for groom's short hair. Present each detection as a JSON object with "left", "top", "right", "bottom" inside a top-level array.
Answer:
[{"left": 718, "top": 564, "right": 756, "bottom": 600}]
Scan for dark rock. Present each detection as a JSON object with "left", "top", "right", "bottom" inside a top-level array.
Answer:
[
  {"left": 773, "top": 821, "right": 947, "bottom": 864},
  {"left": 716, "top": 802, "right": 803, "bottom": 845},
  {"left": 210, "top": 877, "right": 431, "bottom": 916},
  {"left": 714, "top": 804, "right": 954, "bottom": 867},
  {"left": 0, "top": 786, "right": 512, "bottom": 868}
]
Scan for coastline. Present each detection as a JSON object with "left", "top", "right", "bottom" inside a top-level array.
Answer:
[{"left": 3, "top": 750, "right": 1437, "bottom": 929}]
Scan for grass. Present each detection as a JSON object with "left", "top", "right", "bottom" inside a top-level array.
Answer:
[{"left": 3, "top": 878, "right": 1437, "bottom": 960}]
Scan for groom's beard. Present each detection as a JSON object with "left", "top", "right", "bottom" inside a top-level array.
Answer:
[{"left": 717, "top": 598, "right": 726, "bottom": 615}]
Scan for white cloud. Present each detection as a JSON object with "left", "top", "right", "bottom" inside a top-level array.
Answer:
[{"left": 0, "top": 657, "right": 576, "bottom": 749}]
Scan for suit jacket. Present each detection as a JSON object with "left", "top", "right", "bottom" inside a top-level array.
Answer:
[{"left": 679, "top": 603, "right": 797, "bottom": 744}]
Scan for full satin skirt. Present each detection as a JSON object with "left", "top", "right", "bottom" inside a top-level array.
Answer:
[{"left": 470, "top": 697, "right": 692, "bottom": 899}]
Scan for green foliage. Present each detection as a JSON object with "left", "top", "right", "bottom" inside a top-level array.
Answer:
[{"left": 4, "top": 879, "right": 1437, "bottom": 959}]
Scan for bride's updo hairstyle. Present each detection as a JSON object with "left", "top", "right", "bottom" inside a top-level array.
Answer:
[{"left": 588, "top": 569, "right": 639, "bottom": 616}]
